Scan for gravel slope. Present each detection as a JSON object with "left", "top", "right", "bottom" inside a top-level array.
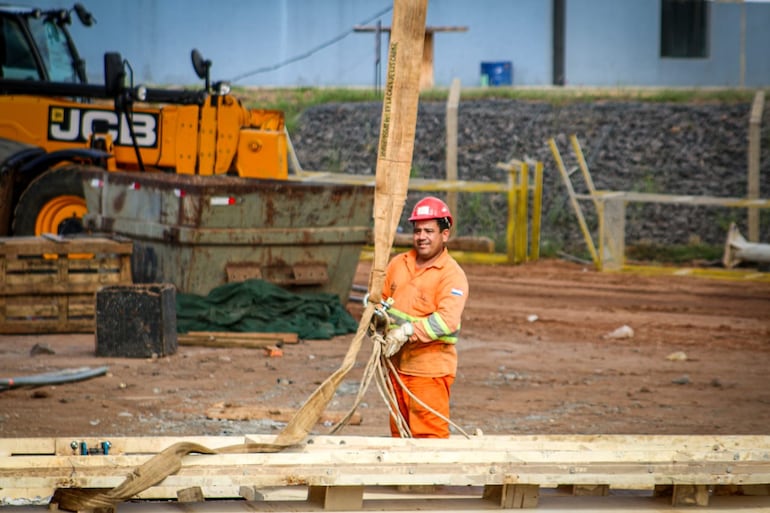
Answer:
[{"left": 292, "top": 100, "right": 770, "bottom": 255}]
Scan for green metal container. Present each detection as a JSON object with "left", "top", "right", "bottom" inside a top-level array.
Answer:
[{"left": 81, "top": 170, "right": 372, "bottom": 301}]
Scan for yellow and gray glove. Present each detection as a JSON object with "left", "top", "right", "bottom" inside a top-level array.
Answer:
[{"left": 382, "top": 323, "right": 414, "bottom": 357}]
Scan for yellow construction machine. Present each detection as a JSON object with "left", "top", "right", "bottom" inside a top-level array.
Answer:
[
  {"left": 0, "top": 3, "right": 370, "bottom": 302},
  {"left": 0, "top": 3, "right": 287, "bottom": 237}
]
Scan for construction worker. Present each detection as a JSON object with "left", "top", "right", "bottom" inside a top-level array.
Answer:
[{"left": 380, "top": 196, "right": 469, "bottom": 438}]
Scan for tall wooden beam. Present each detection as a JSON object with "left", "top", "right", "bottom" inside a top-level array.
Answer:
[{"left": 368, "top": 0, "right": 428, "bottom": 303}]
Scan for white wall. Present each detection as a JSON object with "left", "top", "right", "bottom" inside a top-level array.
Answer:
[{"left": 9, "top": 0, "right": 770, "bottom": 88}]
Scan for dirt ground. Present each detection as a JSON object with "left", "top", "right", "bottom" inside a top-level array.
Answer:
[{"left": 1, "top": 258, "right": 769, "bottom": 439}]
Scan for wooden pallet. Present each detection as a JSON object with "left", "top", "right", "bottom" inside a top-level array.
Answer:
[
  {"left": 1, "top": 434, "right": 768, "bottom": 510},
  {"left": 0, "top": 235, "right": 133, "bottom": 333}
]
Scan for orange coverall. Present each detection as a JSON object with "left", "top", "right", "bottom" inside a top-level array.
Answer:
[{"left": 382, "top": 247, "right": 468, "bottom": 438}]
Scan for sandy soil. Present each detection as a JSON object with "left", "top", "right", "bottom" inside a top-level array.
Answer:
[{"left": 1, "top": 259, "right": 768, "bottom": 439}]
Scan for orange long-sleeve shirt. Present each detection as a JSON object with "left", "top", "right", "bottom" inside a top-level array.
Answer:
[{"left": 382, "top": 247, "right": 469, "bottom": 377}]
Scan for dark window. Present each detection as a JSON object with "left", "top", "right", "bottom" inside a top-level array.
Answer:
[
  {"left": 660, "top": 0, "right": 709, "bottom": 58},
  {"left": 0, "top": 17, "right": 43, "bottom": 79}
]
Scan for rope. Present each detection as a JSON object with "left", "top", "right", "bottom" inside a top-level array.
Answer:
[{"left": 332, "top": 311, "right": 470, "bottom": 439}]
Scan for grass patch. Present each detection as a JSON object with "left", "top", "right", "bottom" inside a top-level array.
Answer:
[
  {"left": 234, "top": 85, "right": 764, "bottom": 115},
  {"left": 232, "top": 86, "right": 381, "bottom": 132},
  {"left": 626, "top": 241, "right": 723, "bottom": 265}
]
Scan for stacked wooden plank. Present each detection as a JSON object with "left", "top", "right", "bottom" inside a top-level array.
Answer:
[
  {"left": 0, "top": 235, "right": 133, "bottom": 333},
  {"left": 1, "top": 435, "right": 769, "bottom": 510},
  {"left": 177, "top": 331, "right": 299, "bottom": 348}
]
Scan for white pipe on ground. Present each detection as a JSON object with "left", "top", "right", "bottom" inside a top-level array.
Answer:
[{"left": 722, "top": 222, "right": 770, "bottom": 268}]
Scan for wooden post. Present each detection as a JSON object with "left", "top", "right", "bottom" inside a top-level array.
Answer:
[
  {"left": 445, "top": 77, "right": 461, "bottom": 234},
  {"left": 353, "top": 26, "right": 468, "bottom": 91},
  {"left": 748, "top": 90, "right": 764, "bottom": 242},
  {"left": 307, "top": 485, "right": 364, "bottom": 510},
  {"left": 548, "top": 138, "right": 600, "bottom": 267},
  {"left": 420, "top": 30, "right": 435, "bottom": 90}
]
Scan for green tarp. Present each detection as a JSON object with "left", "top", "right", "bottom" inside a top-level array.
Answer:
[{"left": 176, "top": 279, "right": 358, "bottom": 340}]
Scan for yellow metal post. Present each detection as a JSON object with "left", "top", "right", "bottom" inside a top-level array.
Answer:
[
  {"left": 515, "top": 162, "right": 529, "bottom": 263},
  {"left": 506, "top": 167, "right": 516, "bottom": 264},
  {"left": 529, "top": 160, "right": 543, "bottom": 261}
]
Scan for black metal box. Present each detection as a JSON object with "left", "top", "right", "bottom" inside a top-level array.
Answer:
[{"left": 95, "top": 283, "right": 177, "bottom": 358}]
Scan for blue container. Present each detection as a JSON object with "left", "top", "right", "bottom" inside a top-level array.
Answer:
[{"left": 480, "top": 61, "right": 513, "bottom": 86}]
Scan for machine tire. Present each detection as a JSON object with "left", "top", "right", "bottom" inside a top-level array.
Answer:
[{"left": 11, "top": 166, "right": 91, "bottom": 236}]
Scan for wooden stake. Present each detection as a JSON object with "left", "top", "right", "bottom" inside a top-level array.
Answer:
[{"left": 445, "top": 77, "right": 461, "bottom": 234}]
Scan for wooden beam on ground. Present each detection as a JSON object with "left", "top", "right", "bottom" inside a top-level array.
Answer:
[
  {"left": 185, "top": 331, "right": 299, "bottom": 343},
  {"left": 178, "top": 331, "right": 299, "bottom": 349},
  {"left": 205, "top": 404, "right": 362, "bottom": 425}
]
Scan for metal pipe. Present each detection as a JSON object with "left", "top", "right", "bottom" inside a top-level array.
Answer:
[
  {"left": 722, "top": 223, "right": 770, "bottom": 268},
  {"left": 0, "top": 366, "right": 109, "bottom": 391}
]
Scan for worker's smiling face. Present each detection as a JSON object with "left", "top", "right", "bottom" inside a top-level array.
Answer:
[{"left": 412, "top": 219, "right": 449, "bottom": 264}]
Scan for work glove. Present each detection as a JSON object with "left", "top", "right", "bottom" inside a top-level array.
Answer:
[{"left": 382, "top": 323, "right": 414, "bottom": 358}]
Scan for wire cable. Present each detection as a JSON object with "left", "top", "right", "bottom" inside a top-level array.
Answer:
[{"left": 230, "top": 4, "right": 393, "bottom": 83}]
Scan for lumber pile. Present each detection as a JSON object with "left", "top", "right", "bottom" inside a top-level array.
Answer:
[
  {"left": 1, "top": 434, "right": 769, "bottom": 510},
  {"left": 0, "top": 235, "right": 133, "bottom": 333}
]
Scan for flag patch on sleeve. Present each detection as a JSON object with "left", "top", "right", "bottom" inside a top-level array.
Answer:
[{"left": 451, "top": 288, "right": 464, "bottom": 296}]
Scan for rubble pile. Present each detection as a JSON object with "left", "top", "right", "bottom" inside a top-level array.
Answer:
[{"left": 293, "top": 100, "right": 770, "bottom": 253}]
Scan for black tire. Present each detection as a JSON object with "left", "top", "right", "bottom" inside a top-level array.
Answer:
[{"left": 12, "top": 166, "right": 90, "bottom": 236}]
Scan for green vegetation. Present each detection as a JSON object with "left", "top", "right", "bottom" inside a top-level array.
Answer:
[
  {"left": 234, "top": 86, "right": 765, "bottom": 131},
  {"left": 626, "top": 241, "right": 724, "bottom": 265}
]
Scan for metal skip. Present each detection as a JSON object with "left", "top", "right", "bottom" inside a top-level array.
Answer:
[{"left": 80, "top": 169, "right": 372, "bottom": 301}]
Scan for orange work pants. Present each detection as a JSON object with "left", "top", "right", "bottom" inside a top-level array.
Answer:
[{"left": 388, "top": 372, "right": 454, "bottom": 438}]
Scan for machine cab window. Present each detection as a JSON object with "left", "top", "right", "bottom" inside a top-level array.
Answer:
[
  {"left": 0, "top": 8, "right": 83, "bottom": 83},
  {"left": 0, "top": 16, "right": 41, "bottom": 80},
  {"left": 28, "top": 16, "right": 79, "bottom": 82}
]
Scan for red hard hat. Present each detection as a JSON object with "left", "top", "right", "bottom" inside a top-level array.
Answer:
[{"left": 408, "top": 196, "right": 453, "bottom": 227}]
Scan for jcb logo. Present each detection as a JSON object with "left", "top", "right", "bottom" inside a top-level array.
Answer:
[{"left": 48, "top": 107, "right": 158, "bottom": 147}]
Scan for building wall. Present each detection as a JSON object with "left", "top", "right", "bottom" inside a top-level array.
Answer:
[{"left": 10, "top": 0, "right": 770, "bottom": 88}]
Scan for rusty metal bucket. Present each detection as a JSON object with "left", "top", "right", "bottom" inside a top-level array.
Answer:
[{"left": 81, "top": 170, "right": 372, "bottom": 301}]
